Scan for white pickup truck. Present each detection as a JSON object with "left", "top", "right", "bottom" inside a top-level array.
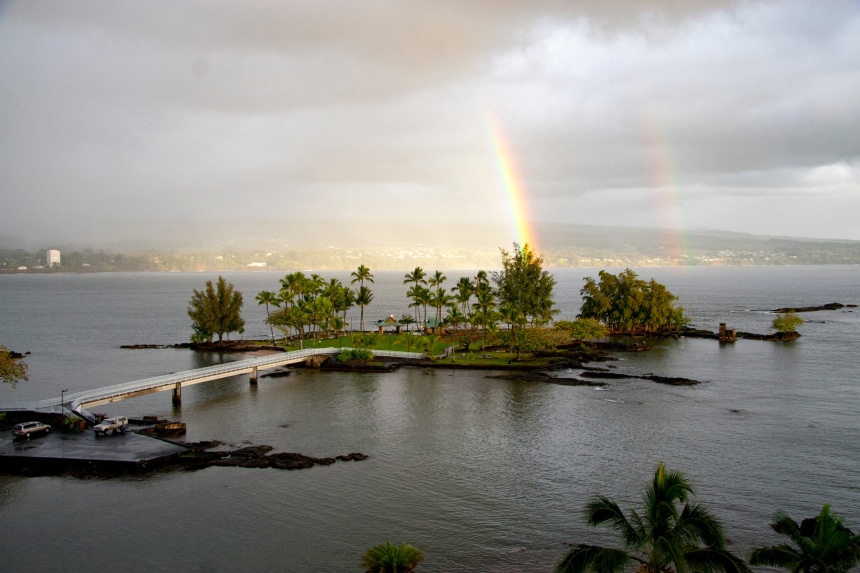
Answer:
[{"left": 94, "top": 416, "right": 129, "bottom": 436}]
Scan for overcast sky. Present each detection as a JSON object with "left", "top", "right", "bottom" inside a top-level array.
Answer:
[{"left": 1, "top": 0, "right": 858, "bottom": 249}]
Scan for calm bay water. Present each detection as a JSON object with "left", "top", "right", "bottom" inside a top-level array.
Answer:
[{"left": 0, "top": 267, "right": 858, "bottom": 572}]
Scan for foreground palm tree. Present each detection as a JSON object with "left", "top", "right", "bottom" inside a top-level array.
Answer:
[
  {"left": 556, "top": 462, "right": 750, "bottom": 573},
  {"left": 360, "top": 542, "right": 424, "bottom": 573},
  {"left": 750, "top": 504, "right": 860, "bottom": 573}
]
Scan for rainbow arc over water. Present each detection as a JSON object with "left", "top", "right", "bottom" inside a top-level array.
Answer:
[
  {"left": 485, "top": 111, "right": 538, "bottom": 250},
  {"left": 641, "top": 114, "right": 687, "bottom": 261}
]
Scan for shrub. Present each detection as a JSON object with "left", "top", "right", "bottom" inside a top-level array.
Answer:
[
  {"left": 772, "top": 311, "right": 804, "bottom": 333},
  {"left": 337, "top": 348, "right": 373, "bottom": 362}
]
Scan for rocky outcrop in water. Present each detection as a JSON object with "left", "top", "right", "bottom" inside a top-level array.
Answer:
[
  {"left": 771, "top": 302, "right": 844, "bottom": 313},
  {"left": 181, "top": 443, "right": 368, "bottom": 472},
  {"left": 580, "top": 371, "right": 701, "bottom": 386}
]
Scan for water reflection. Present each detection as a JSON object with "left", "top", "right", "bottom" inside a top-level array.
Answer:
[{"left": 0, "top": 476, "right": 25, "bottom": 511}]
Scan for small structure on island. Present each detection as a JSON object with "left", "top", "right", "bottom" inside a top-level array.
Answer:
[
  {"left": 719, "top": 323, "right": 737, "bottom": 343},
  {"left": 424, "top": 317, "right": 443, "bottom": 335},
  {"left": 376, "top": 315, "right": 403, "bottom": 334}
]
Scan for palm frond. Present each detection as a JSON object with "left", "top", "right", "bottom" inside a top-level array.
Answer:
[
  {"left": 556, "top": 544, "right": 633, "bottom": 573},
  {"left": 653, "top": 533, "right": 688, "bottom": 573},
  {"left": 586, "top": 496, "right": 641, "bottom": 547},
  {"left": 771, "top": 511, "right": 803, "bottom": 542},
  {"left": 359, "top": 541, "right": 424, "bottom": 573},
  {"left": 684, "top": 547, "right": 752, "bottom": 573},
  {"left": 675, "top": 503, "right": 728, "bottom": 550},
  {"left": 748, "top": 545, "right": 802, "bottom": 571},
  {"left": 753, "top": 505, "right": 860, "bottom": 573}
]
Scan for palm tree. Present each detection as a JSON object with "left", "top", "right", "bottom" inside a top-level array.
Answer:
[
  {"left": 341, "top": 286, "right": 356, "bottom": 331},
  {"left": 556, "top": 462, "right": 750, "bottom": 573},
  {"left": 445, "top": 305, "right": 465, "bottom": 335},
  {"left": 454, "top": 276, "right": 475, "bottom": 315},
  {"left": 472, "top": 287, "right": 496, "bottom": 349},
  {"left": 355, "top": 285, "right": 374, "bottom": 332},
  {"left": 400, "top": 313, "right": 415, "bottom": 333},
  {"left": 750, "top": 504, "right": 860, "bottom": 573},
  {"left": 431, "top": 287, "right": 451, "bottom": 327},
  {"left": 255, "top": 290, "right": 280, "bottom": 344},
  {"left": 351, "top": 264, "right": 375, "bottom": 288},
  {"left": 403, "top": 267, "right": 426, "bottom": 329},
  {"left": 428, "top": 270, "right": 447, "bottom": 323},
  {"left": 416, "top": 286, "right": 432, "bottom": 331},
  {"left": 360, "top": 541, "right": 424, "bottom": 573}
]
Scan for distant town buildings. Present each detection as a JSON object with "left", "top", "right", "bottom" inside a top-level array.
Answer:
[{"left": 47, "top": 249, "right": 61, "bottom": 267}]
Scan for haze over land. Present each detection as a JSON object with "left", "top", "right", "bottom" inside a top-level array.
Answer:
[{"left": 1, "top": 1, "right": 859, "bottom": 251}]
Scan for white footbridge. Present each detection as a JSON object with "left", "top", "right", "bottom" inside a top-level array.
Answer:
[{"left": 0, "top": 347, "right": 425, "bottom": 422}]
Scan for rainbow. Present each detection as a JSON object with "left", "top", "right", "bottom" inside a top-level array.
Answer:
[
  {"left": 485, "top": 110, "right": 538, "bottom": 250},
  {"left": 641, "top": 114, "right": 687, "bottom": 262}
]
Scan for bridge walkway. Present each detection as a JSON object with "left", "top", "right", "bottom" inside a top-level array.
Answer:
[{"left": 0, "top": 347, "right": 426, "bottom": 418}]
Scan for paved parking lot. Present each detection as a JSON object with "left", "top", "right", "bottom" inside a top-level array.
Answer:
[{"left": 0, "top": 428, "right": 188, "bottom": 464}]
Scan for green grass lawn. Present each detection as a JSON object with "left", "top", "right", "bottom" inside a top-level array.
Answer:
[{"left": 262, "top": 333, "right": 558, "bottom": 367}]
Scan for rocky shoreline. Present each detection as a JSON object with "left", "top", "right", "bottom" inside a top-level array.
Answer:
[{"left": 0, "top": 438, "right": 368, "bottom": 479}]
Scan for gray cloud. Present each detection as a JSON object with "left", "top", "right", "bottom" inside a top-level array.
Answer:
[{"left": 1, "top": 0, "right": 858, "bottom": 248}]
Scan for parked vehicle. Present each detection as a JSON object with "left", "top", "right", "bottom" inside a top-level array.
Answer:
[
  {"left": 13, "top": 421, "right": 51, "bottom": 438},
  {"left": 93, "top": 416, "right": 129, "bottom": 436}
]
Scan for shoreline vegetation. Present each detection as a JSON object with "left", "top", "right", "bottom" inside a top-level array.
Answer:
[{"left": 4, "top": 247, "right": 852, "bottom": 485}]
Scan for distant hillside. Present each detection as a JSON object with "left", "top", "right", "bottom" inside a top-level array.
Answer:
[{"left": 3, "top": 224, "right": 859, "bottom": 272}]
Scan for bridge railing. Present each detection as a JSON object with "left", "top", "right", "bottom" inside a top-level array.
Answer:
[
  {"left": 0, "top": 346, "right": 428, "bottom": 412},
  {"left": 65, "top": 347, "right": 339, "bottom": 407}
]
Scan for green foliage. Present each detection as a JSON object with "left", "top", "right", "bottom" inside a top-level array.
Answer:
[
  {"left": 255, "top": 290, "right": 280, "bottom": 343},
  {"left": 337, "top": 348, "right": 373, "bottom": 362},
  {"left": 61, "top": 415, "right": 86, "bottom": 432},
  {"left": 495, "top": 243, "right": 557, "bottom": 326},
  {"left": 554, "top": 318, "right": 608, "bottom": 340},
  {"left": 556, "top": 462, "right": 750, "bottom": 573},
  {"left": 772, "top": 311, "right": 805, "bottom": 333},
  {"left": 0, "top": 348, "right": 27, "bottom": 387},
  {"left": 352, "top": 333, "right": 378, "bottom": 350},
  {"left": 495, "top": 327, "right": 570, "bottom": 353},
  {"left": 355, "top": 285, "right": 375, "bottom": 332},
  {"left": 0, "top": 346, "right": 28, "bottom": 387},
  {"left": 267, "top": 272, "right": 359, "bottom": 348},
  {"left": 578, "top": 268, "right": 687, "bottom": 332},
  {"left": 749, "top": 504, "right": 860, "bottom": 573},
  {"left": 360, "top": 541, "right": 424, "bottom": 573},
  {"left": 494, "top": 243, "right": 557, "bottom": 358},
  {"left": 187, "top": 276, "right": 245, "bottom": 343}
]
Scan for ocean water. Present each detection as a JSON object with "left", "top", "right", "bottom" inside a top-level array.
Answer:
[{"left": 0, "top": 266, "right": 858, "bottom": 572}]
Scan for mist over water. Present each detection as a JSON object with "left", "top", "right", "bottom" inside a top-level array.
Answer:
[{"left": 1, "top": 267, "right": 858, "bottom": 572}]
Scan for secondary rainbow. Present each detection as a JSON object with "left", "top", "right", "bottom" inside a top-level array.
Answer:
[{"left": 485, "top": 110, "right": 538, "bottom": 250}]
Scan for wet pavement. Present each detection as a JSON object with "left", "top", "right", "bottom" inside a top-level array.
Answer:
[{"left": 0, "top": 428, "right": 188, "bottom": 464}]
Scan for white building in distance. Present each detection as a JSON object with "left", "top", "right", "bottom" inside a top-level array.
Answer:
[{"left": 47, "top": 249, "right": 61, "bottom": 267}]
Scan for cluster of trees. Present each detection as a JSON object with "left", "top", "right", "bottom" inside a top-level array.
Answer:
[
  {"left": 397, "top": 244, "right": 560, "bottom": 358},
  {"left": 556, "top": 463, "right": 860, "bottom": 573},
  {"left": 184, "top": 244, "right": 618, "bottom": 354},
  {"left": 579, "top": 268, "right": 687, "bottom": 332},
  {"left": 185, "top": 246, "right": 751, "bottom": 354},
  {"left": 187, "top": 276, "right": 245, "bottom": 343},
  {"left": 258, "top": 266, "right": 375, "bottom": 349}
]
